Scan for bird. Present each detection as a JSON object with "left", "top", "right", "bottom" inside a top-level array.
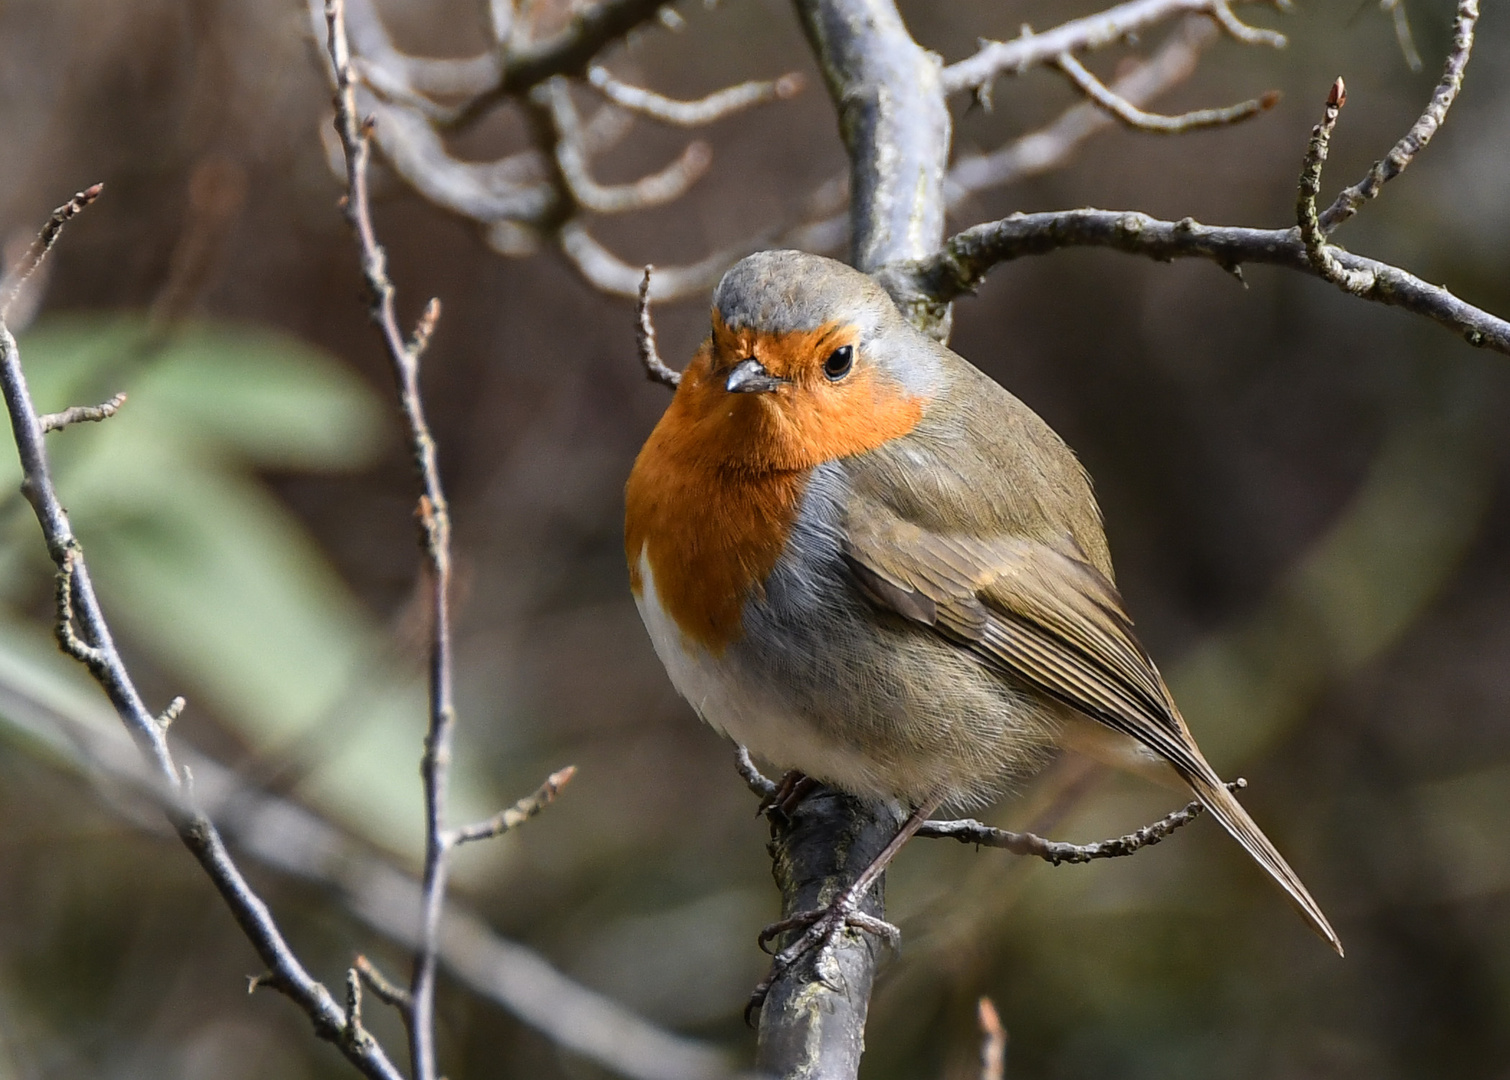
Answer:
[{"left": 624, "top": 249, "right": 1342, "bottom": 964}]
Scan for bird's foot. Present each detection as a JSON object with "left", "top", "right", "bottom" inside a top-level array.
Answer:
[
  {"left": 756, "top": 770, "right": 820, "bottom": 818},
  {"left": 744, "top": 893, "right": 900, "bottom": 1023}
]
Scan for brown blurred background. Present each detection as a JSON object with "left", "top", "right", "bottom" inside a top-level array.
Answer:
[{"left": 1, "top": 0, "right": 1508, "bottom": 1077}]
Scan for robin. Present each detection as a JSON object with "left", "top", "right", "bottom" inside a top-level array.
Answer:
[{"left": 625, "top": 249, "right": 1342, "bottom": 969}]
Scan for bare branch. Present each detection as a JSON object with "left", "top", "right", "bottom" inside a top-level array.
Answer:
[
  {"left": 1319, "top": 0, "right": 1478, "bottom": 232},
  {"left": 799, "top": 0, "right": 950, "bottom": 273},
  {"left": 978, "top": 998, "right": 1006, "bottom": 1080},
  {"left": 53, "top": 546, "right": 105, "bottom": 671},
  {"left": 1054, "top": 50, "right": 1277, "bottom": 133},
  {"left": 1297, "top": 79, "right": 1374, "bottom": 293},
  {"left": 355, "top": 956, "right": 414, "bottom": 1016},
  {"left": 1381, "top": 0, "right": 1424, "bottom": 73},
  {"left": 881, "top": 208, "right": 1510, "bottom": 354},
  {"left": 542, "top": 78, "right": 712, "bottom": 214},
  {"left": 559, "top": 220, "right": 760, "bottom": 300},
  {"left": 486, "top": 0, "right": 514, "bottom": 48},
  {"left": 325, "top": 3, "right": 467, "bottom": 1076},
  {"left": 0, "top": 184, "right": 103, "bottom": 321},
  {"left": 497, "top": 0, "right": 669, "bottom": 96},
  {"left": 0, "top": 668, "right": 743, "bottom": 1080},
  {"left": 635, "top": 267, "right": 682, "bottom": 388},
  {"left": 586, "top": 65, "right": 805, "bottom": 127},
  {"left": 38, "top": 391, "right": 127, "bottom": 433},
  {"left": 339, "top": 0, "right": 500, "bottom": 100},
  {"left": 156, "top": 695, "right": 186, "bottom": 733},
  {"left": 948, "top": 17, "right": 1223, "bottom": 200},
  {"left": 451, "top": 765, "right": 578, "bottom": 845},
  {"left": 941, "top": 0, "right": 1286, "bottom": 96},
  {"left": 365, "top": 96, "right": 558, "bottom": 223},
  {"left": 309, "top": 0, "right": 672, "bottom": 126},
  {"left": 0, "top": 196, "right": 406, "bottom": 1078},
  {"left": 916, "top": 784, "right": 1246, "bottom": 864},
  {"left": 341, "top": 970, "right": 378, "bottom": 1056},
  {"left": 1207, "top": 0, "right": 1287, "bottom": 47}
]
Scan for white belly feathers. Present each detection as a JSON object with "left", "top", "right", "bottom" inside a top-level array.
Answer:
[{"left": 633, "top": 550, "right": 892, "bottom": 797}]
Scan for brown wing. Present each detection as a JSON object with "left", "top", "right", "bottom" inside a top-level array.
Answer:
[{"left": 842, "top": 500, "right": 1343, "bottom": 954}]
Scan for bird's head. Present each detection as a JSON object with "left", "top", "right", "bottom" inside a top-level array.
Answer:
[{"left": 674, "top": 250, "right": 938, "bottom": 472}]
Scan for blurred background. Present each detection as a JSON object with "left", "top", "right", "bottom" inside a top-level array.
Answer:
[{"left": 0, "top": 0, "right": 1507, "bottom": 1077}]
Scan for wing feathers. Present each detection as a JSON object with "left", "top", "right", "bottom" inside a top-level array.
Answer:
[{"left": 842, "top": 503, "right": 1343, "bottom": 953}]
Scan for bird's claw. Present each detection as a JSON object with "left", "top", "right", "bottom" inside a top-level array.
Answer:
[
  {"left": 746, "top": 902, "right": 901, "bottom": 1023},
  {"left": 756, "top": 770, "right": 820, "bottom": 818}
]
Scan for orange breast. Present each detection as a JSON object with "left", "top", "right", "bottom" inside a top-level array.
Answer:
[
  {"left": 625, "top": 326, "right": 924, "bottom": 654},
  {"left": 626, "top": 344, "right": 806, "bottom": 653}
]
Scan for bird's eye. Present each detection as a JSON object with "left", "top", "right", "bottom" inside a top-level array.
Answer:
[{"left": 823, "top": 344, "right": 854, "bottom": 381}]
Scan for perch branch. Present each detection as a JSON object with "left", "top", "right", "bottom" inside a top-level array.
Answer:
[
  {"left": 39, "top": 391, "right": 127, "bottom": 433},
  {"left": 1053, "top": 51, "right": 1278, "bottom": 133},
  {"left": 636, "top": 267, "right": 682, "bottom": 388},
  {"left": 0, "top": 192, "right": 406, "bottom": 1079},
  {"left": 1319, "top": 0, "right": 1478, "bottom": 232},
  {"left": 941, "top": 0, "right": 1286, "bottom": 96},
  {"left": 587, "top": 66, "right": 805, "bottom": 127}
]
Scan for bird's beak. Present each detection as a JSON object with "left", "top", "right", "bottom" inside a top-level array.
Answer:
[{"left": 725, "top": 358, "right": 785, "bottom": 394}]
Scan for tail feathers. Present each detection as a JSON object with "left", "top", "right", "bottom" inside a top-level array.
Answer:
[{"left": 1184, "top": 769, "right": 1344, "bottom": 957}]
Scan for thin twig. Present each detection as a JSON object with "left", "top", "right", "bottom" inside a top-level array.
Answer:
[
  {"left": 325, "top": 3, "right": 459, "bottom": 1078},
  {"left": 0, "top": 184, "right": 103, "bottom": 321},
  {"left": 881, "top": 207, "right": 1510, "bottom": 354},
  {"left": 916, "top": 783, "right": 1245, "bottom": 864},
  {"left": 0, "top": 196, "right": 406, "bottom": 1079},
  {"left": 1319, "top": 0, "right": 1478, "bottom": 232},
  {"left": 342, "top": 969, "right": 377, "bottom": 1054},
  {"left": 586, "top": 66, "right": 805, "bottom": 127},
  {"left": 38, "top": 391, "right": 127, "bottom": 433},
  {"left": 452, "top": 766, "right": 578, "bottom": 845},
  {"left": 1054, "top": 51, "right": 1278, "bottom": 133},
  {"left": 1208, "top": 0, "right": 1287, "bottom": 47},
  {"left": 948, "top": 17, "right": 1224, "bottom": 200},
  {"left": 156, "top": 695, "right": 186, "bottom": 733},
  {"left": 1297, "top": 79, "right": 1374, "bottom": 293},
  {"left": 355, "top": 956, "right": 414, "bottom": 1015},
  {"left": 542, "top": 77, "right": 712, "bottom": 214},
  {"left": 636, "top": 267, "right": 681, "bottom": 388},
  {"left": 941, "top": 0, "right": 1287, "bottom": 96},
  {"left": 0, "top": 667, "right": 741, "bottom": 1080},
  {"left": 559, "top": 220, "right": 764, "bottom": 301},
  {"left": 1381, "top": 0, "right": 1424, "bottom": 72},
  {"left": 316, "top": 0, "right": 670, "bottom": 113},
  {"left": 978, "top": 997, "right": 1006, "bottom": 1080}
]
